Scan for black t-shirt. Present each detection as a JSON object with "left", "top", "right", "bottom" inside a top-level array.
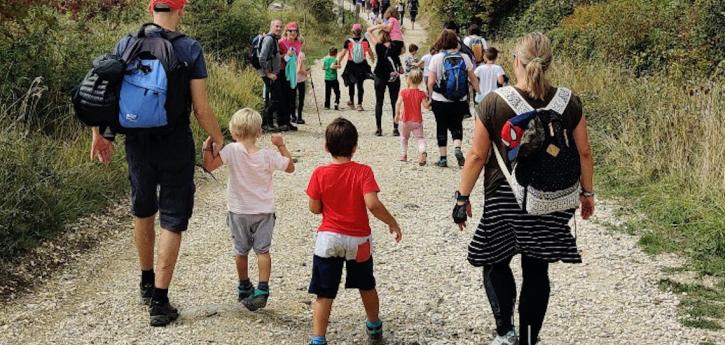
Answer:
[
  {"left": 408, "top": 0, "right": 419, "bottom": 11},
  {"left": 373, "top": 43, "right": 400, "bottom": 78}
]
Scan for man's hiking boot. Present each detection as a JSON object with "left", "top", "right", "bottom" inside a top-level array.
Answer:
[
  {"left": 242, "top": 289, "right": 269, "bottom": 311},
  {"left": 490, "top": 330, "right": 518, "bottom": 345},
  {"left": 454, "top": 148, "right": 465, "bottom": 167},
  {"left": 238, "top": 282, "right": 255, "bottom": 302},
  {"left": 296, "top": 118, "right": 306, "bottom": 125},
  {"left": 149, "top": 300, "right": 179, "bottom": 327},
  {"left": 140, "top": 282, "right": 153, "bottom": 305},
  {"left": 365, "top": 320, "right": 384, "bottom": 344}
]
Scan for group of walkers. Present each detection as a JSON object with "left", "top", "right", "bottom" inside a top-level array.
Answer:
[{"left": 86, "top": 1, "right": 597, "bottom": 345}]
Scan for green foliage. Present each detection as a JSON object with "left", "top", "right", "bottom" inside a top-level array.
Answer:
[
  {"left": 550, "top": 0, "right": 723, "bottom": 77},
  {"left": 659, "top": 279, "right": 724, "bottom": 330},
  {"left": 184, "top": 0, "right": 267, "bottom": 62},
  {"left": 510, "top": 0, "right": 574, "bottom": 36}
]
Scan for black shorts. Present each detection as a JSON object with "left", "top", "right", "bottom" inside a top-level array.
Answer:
[
  {"left": 410, "top": 10, "right": 418, "bottom": 22},
  {"left": 308, "top": 255, "right": 376, "bottom": 299},
  {"left": 125, "top": 128, "right": 196, "bottom": 232}
]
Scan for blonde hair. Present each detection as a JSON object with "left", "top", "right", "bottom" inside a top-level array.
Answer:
[
  {"left": 407, "top": 67, "right": 423, "bottom": 86},
  {"left": 228, "top": 108, "right": 262, "bottom": 139},
  {"left": 515, "top": 32, "right": 552, "bottom": 100}
]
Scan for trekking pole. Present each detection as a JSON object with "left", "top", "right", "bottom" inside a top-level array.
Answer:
[{"left": 307, "top": 68, "right": 323, "bottom": 126}]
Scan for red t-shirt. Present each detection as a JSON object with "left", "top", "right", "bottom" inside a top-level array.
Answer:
[
  {"left": 306, "top": 161, "right": 380, "bottom": 237},
  {"left": 400, "top": 88, "right": 427, "bottom": 123}
]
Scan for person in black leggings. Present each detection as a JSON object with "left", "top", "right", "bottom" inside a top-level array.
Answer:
[
  {"left": 484, "top": 256, "right": 550, "bottom": 345},
  {"left": 367, "top": 27, "right": 401, "bottom": 136}
]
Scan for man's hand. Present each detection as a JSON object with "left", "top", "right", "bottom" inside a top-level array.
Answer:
[
  {"left": 212, "top": 136, "right": 223, "bottom": 157},
  {"left": 267, "top": 73, "right": 278, "bottom": 81},
  {"left": 271, "top": 133, "right": 285, "bottom": 147},
  {"left": 580, "top": 195, "right": 595, "bottom": 220},
  {"left": 452, "top": 192, "right": 473, "bottom": 231},
  {"left": 389, "top": 225, "right": 402, "bottom": 243},
  {"left": 90, "top": 129, "right": 113, "bottom": 164}
]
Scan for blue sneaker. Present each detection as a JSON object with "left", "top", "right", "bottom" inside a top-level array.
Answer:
[
  {"left": 242, "top": 289, "right": 269, "bottom": 311},
  {"left": 238, "top": 282, "right": 255, "bottom": 302},
  {"left": 366, "top": 320, "right": 384, "bottom": 344}
]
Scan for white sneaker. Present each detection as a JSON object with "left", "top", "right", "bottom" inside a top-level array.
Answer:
[{"left": 490, "top": 330, "right": 519, "bottom": 345}]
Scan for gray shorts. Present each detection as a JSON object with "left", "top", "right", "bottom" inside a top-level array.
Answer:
[{"left": 227, "top": 212, "right": 275, "bottom": 255}]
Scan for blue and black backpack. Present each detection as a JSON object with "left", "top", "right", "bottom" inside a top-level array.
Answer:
[
  {"left": 116, "top": 23, "right": 191, "bottom": 133},
  {"left": 433, "top": 51, "right": 468, "bottom": 101}
]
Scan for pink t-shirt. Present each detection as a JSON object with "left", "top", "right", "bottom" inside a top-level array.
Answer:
[
  {"left": 220, "top": 143, "right": 290, "bottom": 214},
  {"left": 279, "top": 37, "right": 303, "bottom": 68},
  {"left": 388, "top": 17, "right": 403, "bottom": 41}
]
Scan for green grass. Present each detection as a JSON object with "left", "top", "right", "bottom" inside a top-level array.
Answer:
[{"left": 659, "top": 279, "right": 724, "bottom": 330}]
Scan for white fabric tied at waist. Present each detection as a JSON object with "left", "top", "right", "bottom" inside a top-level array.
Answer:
[{"left": 314, "top": 232, "right": 372, "bottom": 261}]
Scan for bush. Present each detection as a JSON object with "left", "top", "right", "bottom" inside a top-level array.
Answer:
[
  {"left": 184, "top": 0, "right": 267, "bottom": 62},
  {"left": 550, "top": 0, "right": 722, "bottom": 77}
]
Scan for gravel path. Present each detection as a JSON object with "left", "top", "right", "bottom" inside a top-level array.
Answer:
[{"left": 0, "top": 12, "right": 722, "bottom": 345}]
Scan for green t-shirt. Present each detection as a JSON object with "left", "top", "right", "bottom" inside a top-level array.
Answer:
[{"left": 323, "top": 56, "right": 337, "bottom": 81}]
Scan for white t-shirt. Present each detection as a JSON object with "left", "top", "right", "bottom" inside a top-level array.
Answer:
[
  {"left": 428, "top": 50, "right": 475, "bottom": 102},
  {"left": 474, "top": 64, "right": 505, "bottom": 101},
  {"left": 219, "top": 143, "right": 290, "bottom": 214},
  {"left": 420, "top": 53, "right": 432, "bottom": 77}
]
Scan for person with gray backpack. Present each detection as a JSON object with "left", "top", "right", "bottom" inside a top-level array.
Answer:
[
  {"left": 86, "top": 0, "right": 225, "bottom": 327},
  {"left": 339, "top": 23, "right": 374, "bottom": 111},
  {"left": 452, "top": 32, "right": 595, "bottom": 345}
]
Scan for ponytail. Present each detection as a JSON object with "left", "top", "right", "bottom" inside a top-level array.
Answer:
[{"left": 525, "top": 57, "right": 548, "bottom": 100}]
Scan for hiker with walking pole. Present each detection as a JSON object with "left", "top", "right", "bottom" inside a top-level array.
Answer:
[{"left": 453, "top": 32, "right": 595, "bottom": 345}]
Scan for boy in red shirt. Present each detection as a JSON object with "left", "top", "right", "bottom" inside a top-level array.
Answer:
[{"left": 306, "top": 118, "right": 402, "bottom": 345}]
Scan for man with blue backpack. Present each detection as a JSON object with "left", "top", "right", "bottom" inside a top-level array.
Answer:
[
  {"left": 251, "top": 19, "right": 285, "bottom": 132},
  {"left": 88, "top": 0, "right": 225, "bottom": 327},
  {"left": 427, "top": 29, "right": 480, "bottom": 168}
]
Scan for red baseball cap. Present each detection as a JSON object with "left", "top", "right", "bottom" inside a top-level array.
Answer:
[{"left": 148, "top": 0, "right": 187, "bottom": 15}]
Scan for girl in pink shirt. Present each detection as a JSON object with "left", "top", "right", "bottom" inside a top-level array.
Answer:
[
  {"left": 371, "top": 7, "right": 404, "bottom": 66},
  {"left": 394, "top": 68, "right": 430, "bottom": 165}
]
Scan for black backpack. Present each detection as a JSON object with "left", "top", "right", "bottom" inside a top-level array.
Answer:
[
  {"left": 249, "top": 34, "right": 276, "bottom": 70},
  {"left": 492, "top": 86, "right": 581, "bottom": 215},
  {"left": 72, "top": 53, "right": 125, "bottom": 127}
]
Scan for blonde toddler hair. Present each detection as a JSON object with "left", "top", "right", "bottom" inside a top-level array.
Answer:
[
  {"left": 229, "top": 108, "right": 262, "bottom": 139},
  {"left": 515, "top": 32, "right": 553, "bottom": 100},
  {"left": 407, "top": 67, "right": 423, "bottom": 86}
]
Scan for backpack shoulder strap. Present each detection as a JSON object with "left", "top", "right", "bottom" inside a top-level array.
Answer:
[
  {"left": 543, "top": 87, "right": 571, "bottom": 114},
  {"left": 492, "top": 144, "right": 516, "bottom": 189},
  {"left": 494, "top": 86, "right": 534, "bottom": 115}
]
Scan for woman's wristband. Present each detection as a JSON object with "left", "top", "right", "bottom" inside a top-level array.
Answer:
[{"left": 580, "top": 191, "right": 595, "bottom": 198}]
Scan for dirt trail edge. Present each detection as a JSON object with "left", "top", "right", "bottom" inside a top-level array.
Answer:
[{"left": 1, "top": 8, "right": 721, "bottom": 345}]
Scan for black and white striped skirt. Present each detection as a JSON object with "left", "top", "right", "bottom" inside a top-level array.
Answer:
[{"left": 467, "top": 183, "right": 582, "bottom": 266}]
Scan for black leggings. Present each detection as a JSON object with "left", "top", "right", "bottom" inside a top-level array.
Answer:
[
  {"left": 348, "top": 78, "right": 364, "bottom": 105},
  {"left": 483, "top": 255, "right": 550, "bottom": 345},
  {"left": 374, "top": 79, "right": 400, "bottom": 130},
  {"left": 291, "top": 81, "right": 306, "bottom": 120},
  {"left": 431, "top": 100, "right": 465, "bottom": 147}
]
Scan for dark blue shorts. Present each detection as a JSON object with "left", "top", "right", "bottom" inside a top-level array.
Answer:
[
  {"left": 125, "top": 128, "right": 195, "bottom": 232},
  {"left": 308, "top": 255, "right": 376, "bottom": 299}
]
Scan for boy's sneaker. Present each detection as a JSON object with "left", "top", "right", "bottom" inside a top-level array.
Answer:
[
  {"left": 140, "top": 282, "right": 154, "bottom": 305},
  {"left": 366, "top": 320, "right": 384, "bottom": 344},
  {"left": 149, "top": 300, "right": 179, "bottom": 327},
  {"left": 238, "top": 283, "right": 255, "bottom": 302},
  {"left": 435, "top": 157, "right": 448, "bottom": 167},
  {"left": 490, "top": 330, "right": 518, "bottom": 345},
  {"left": 454, "top": 148, "right": 465, "bottom": 167},
  {"left": 242, "top": 289, "right": 269, "bottom": 311}
]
